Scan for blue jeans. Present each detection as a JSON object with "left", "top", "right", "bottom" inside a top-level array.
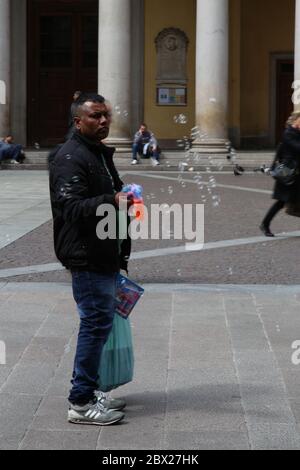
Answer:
[
  {"left": 0, "top": 143, "right": 22, "bottom": 162},
  {"left": 69, "top": 271, "right": 117, "bottom": 405},
  {"left": 132, "top": 143, "right": 160, "bottom": 161}
]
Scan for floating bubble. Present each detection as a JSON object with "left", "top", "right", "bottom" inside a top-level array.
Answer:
[
  {"left": 188, "top": 167, "right": 194, "bottom": 172},
  {"left": 191, "top": 127, "right": 200, "bottom": 139},
  {"left": 71, "top": 176, "right": 80, "bottom": 183},
  {"left": 34, "top": 142, "right": 40, "bottom": 150},
  {"left": 179, "top": 162, "right": 188, "bottom": 172},
  {"left": 123, "top": 110, "right": 129, "bottom": 118},
  {"left": 209, "top": 97, "right": 217, "bottom": 103},
  {"left": 176, "top": 140, "right": 185, "bottom": 148},
  {"left": 168, "top": 186, "right": 174, "bottom": 195},
  {"left": 174, "top": 114, "right": 188, "bottom": 125}
]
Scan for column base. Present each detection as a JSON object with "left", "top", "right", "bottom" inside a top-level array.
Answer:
[
  {"left": 190, "top": 138, "right": 231, "bottom": 155},
  {"left": 103, "top": 138, "right": 133, "bottom": 153}
]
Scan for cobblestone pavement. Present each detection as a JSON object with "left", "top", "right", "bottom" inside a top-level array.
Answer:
[
  {"left": 0, "top": 170, "right": 300, "bottom": 285},
  {"left": 0, "top": 169, "right": 300, "bottom": 450}
]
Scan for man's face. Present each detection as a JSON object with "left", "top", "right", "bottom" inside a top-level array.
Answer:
[
  {"left": 140, "top": 126, "right": 147, "bottom": 134},
  {"left": 74, "top": 101, "right": 111, "bottom": 142}
]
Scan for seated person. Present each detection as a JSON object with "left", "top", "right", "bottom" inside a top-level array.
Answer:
[
  {"left": 132, "top": 124, "right": 161, "bottom": 166},
  {"left": 0, "top": 135, "right": 24, "bottom": 165}
]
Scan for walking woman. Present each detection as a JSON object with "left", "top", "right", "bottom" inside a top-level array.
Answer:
[{"left": 260, "top": 112, "right": 300, "bottom": 237}]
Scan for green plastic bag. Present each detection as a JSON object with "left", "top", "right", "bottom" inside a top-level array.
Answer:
[{"left": 98, "top": 314, "right": 134, "bottom": 392}]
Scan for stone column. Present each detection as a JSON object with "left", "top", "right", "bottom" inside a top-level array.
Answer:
[
  {"left": 0, "top": 0, "right": 10, "bottom": 137},
  {"left": 295, "top": 0, "right": 300, "bottom": 112},
  {"left": 98, "top": 0, "right": 132, "bottom": 151},
  {"left": 192, "top": 0, "right": 230, "bottom": 154}
]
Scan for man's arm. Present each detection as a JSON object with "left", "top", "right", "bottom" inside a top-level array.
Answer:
[
  {"left": 133, "top": 131, "right": 142, "bottom": 145},
  {"left": 51, "top": 154, "right": 117, "bottom": 224}
]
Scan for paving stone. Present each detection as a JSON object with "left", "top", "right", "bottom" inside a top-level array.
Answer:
[
  {"left": 0, "top": 394, "right": 42, "bottom": 450},
  {"left": 247, "top": 422, "right": 300, "bottom": 450},
  {"left": 1, "top": 363, "right": 59, "bottom": 395},
  {"left": 290, "top": 400, "right": 300, "bottom": 423},
  {"left": 19, "top": 429, "right": 100, "bottom": 451},
  {"left": 19, "top": 337, "right": 67, "bottom": 366},
  {"left": 164, "top": 430, "right": 250, "bottom": 450}
]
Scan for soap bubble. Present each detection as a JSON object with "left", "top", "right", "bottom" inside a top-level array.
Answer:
[
  {"left": 179, "top": 162, "right": 188, "bottom": 172},
  {"left": 209, "top": 97, "right": 217, "bottom": 103},
  {"left": 212, "top": 195, "right": 221, "bottom": 208},
  {"left": 191, "top": 126, "right": 200, "bottom": 139},
  {"left": 71, "top": 176, "right": 80, "bottom": 183},
  {"left": 174, "top": 114, "right": 188, "bottom": 125},
  {"left": 168, "top": 186, "right": 174, "bottom": 195},
  {"left": 34, "top": 142, "right": 40, "bottom": 150},
  {"left": 176, "top": 139, "right": 185, "bottom": 148}
]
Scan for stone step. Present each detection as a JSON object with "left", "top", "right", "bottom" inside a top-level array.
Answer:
[{"left": 0, "top": 150, "right": 275, "bottom": 171}]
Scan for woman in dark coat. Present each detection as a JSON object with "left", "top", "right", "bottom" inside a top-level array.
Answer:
[{"left": 260, "top": 112, "right": 300, "bottom": 237}]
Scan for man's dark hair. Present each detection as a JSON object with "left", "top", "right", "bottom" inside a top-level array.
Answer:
[{"left": 73, "top": 93, "right": 106, "bottom": 117}]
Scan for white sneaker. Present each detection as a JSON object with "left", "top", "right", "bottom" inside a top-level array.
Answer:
[
  {"left": 95, "top": 391, "right": 126, "bottom": 411},
  {"left": 10, "top": 160, "right": 20, "bottom": 165},
  {"left": 151, "top": 158, "right": 160, "bottom": 166},
  {"left": 68, "top": 399, "right": 124, "bottom": 426},
  {"left": 131, "top": 159, "right": 138, "bottom": 165}
]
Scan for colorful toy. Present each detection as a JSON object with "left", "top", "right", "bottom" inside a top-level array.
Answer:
[{"left": 122, "top": 183, "right": 144, "bottom": 220}]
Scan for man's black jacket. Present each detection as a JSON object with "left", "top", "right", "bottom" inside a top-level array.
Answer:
[{"left": 49, "top": 132, "right": 131, "bottom": 273}]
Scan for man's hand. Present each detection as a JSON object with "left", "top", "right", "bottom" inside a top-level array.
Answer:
[{"left": 115, "top": 192, "right": 134, "bottom": 208}]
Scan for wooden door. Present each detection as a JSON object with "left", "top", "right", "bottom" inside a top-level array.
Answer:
[
  {"left": 276, "top": 60, "right": 294, "bottom": 144},
  {"left": 27, "top": 1, "right": 98, "bottom": 147}
]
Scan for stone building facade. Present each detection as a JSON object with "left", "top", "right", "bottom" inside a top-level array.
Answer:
[{"left": 0, "top": 0, "right": 299, "bottom": 150}]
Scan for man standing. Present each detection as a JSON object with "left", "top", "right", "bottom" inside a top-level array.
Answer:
[
  {"left": 131, "top": 123, "right": 160, "bottom": 166},
  {"left": 49, "top": 93, "right": 133, "bottom": 426}
]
